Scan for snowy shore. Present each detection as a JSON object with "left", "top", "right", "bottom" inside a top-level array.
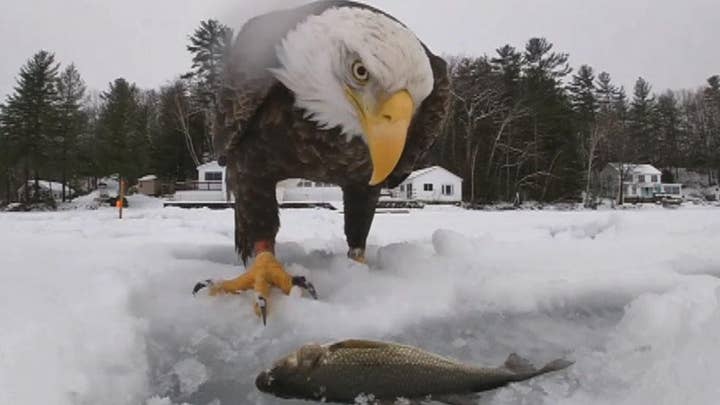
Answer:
[{"left": 1, "top": 198, "right": 719, "bottom": 404}]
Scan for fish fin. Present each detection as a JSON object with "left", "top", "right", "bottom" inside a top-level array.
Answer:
[
  {"left": 328, "top": 339, "right": 391, "bottom": 351},
  {"left": 503, "top": 353, "right": 537, "bottom": 374},
  {"left": 539, "top": 358, "right": 574, "bottom": 373}
]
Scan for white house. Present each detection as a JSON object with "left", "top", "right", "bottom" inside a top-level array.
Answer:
[
  {"left": 167, "top": 162, "right": 463, "bottom": 207},
  {"left": 389, "top": 166, "right": 463, "bottom": 203},
  {"left": 599, "top": 163, "right": 682, "bottom": 202},
  {"left": 196, "top": 161, "right": 226, "bottom": 194},
  {"left": 168, "top": 162, "right": 344, "bottom": 207},
  {"left": 169, "top": 161, "right": 229, "bottom": 205},
  {"left": 276, "top": 179, "right": 343, "bottom": 203}
]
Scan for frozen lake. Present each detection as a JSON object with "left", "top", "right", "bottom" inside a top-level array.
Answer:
[{"left": 2, "top": 198, "right": 719, "bottom": 404}]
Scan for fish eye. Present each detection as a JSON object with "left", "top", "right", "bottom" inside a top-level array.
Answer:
[{"left": 352, "top": 61, "right": 369, "bottom": 83}]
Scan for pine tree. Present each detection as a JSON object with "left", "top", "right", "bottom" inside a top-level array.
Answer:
[
  {"left": 629, "top": 77, "right": 656, "bottom": 163},
  {"left": 187, "top": 20, "right": 233, "bottom": 93},
  {"left": 521, "top": 38, "right": 578, "bottom": 201},
  {"left": 569, "top": 65, "right": 597, "bottom": 123},
  {"left": 594, "top": 72, "right": 620, "bottom": 164},
  {"left": 0, "top": 103, "right": 12, "bottom": 203},
  {"left": 54, "top": 64, "right": 87, "bottom": 201},
  {"left": 186, "top": 19, "right": 234, "bottom": 158},
  {"left": 596, "top": 72, "right": 618, "bottom": 115},
  {"left": 149, "top": 82, "right": 202, "bottom": 181},
  {"left": 612, "top": 87, "right": 632, "bottom": 204},
  {"left": 569, "top": 65, "right": 603, "bottom": 205},
  {"left": 4, "top": 51, "right": 60, "bottom": 202},
  {"left": 655, "top": 91, "right": 681, "bottom": 169},
  {"left": 96, "top": 78, "right": 145, "bottom": 185},
  {"left": 491, "top": 45, "right": 522, "bottom": 98},
  {"left": 704, "top": 75, "right": 720, "bottom": 183}
]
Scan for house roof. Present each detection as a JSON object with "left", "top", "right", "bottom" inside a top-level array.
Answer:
[
  {"left": 138, "top": 175, "right": 157, "bottom": 181},
  {"left": 404, "top": 166, "right": 463, "bottom": 182},
  {"left": 607, "top": 163, "right": 662, "bottom": 176},
  {"left": 197, "top": 161, "right": 223, "bottom": 171}
]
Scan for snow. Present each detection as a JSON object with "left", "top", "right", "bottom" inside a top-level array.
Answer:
[{"left": 1, "top": 199, "right": 720, "bottom": 404}]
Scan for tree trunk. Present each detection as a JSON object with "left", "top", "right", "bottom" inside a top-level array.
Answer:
[
  {"left": 618, "top": 162, "right": 625, "bottom": 205},
  {"left": 33, "top": 169, "right": 40, "bottom": 203},
  {"left": 23, "top": 159, "right": 30, "bottom": 202},
  {"left": 470, "top": 141, "right": 483, "bottom": 203},
  {"left": 61, "top": 143, "right": 67, "bottom": 202}
]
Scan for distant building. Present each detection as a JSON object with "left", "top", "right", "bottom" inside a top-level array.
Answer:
[
  {"left": 599, "top": 163, "right": 682, "bottom": 202},
  {"left": 165, "top": 162, "right": 463, "bottom": 208},
  {"left": 388, "top": 166, "right": 463, "bottom": 203},
  {"left": 167, "top": 161, "right": 229, "bottom": 206},
  {"left": 276, "top": 179, "right": 343, "bottom": 203},
  {"left": 137, "top": 175, "right": 161, "bottom": 196}
]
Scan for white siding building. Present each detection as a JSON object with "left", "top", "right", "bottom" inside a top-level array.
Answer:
[
  {"left": 170, "top": 161, "right": 229, "bottom": 204},
  {"left": 389, "top": 166, "right": 463, "bottom": 203},
  {"left": 276, "top": 179, "right": 343, "bottom": 202},
  {"left": 599, "top": 163, "right": 682, "bottom": 202},
  {"left": 167, "top": 162, "right": 464, "bottom": 207},
  {"left": 196, "top": 161, "right": 226, "bottom": 193}
]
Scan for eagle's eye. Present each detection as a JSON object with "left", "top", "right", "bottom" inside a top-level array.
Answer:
[{"left": 352, "top": 61, "right": 369, "bottom": 83}]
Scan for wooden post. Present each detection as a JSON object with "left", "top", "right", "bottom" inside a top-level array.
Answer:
[{"left": 117, "top": 178, "right": 126, "bottom": 219}]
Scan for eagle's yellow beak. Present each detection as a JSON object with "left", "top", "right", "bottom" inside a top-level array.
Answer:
[{"left": 347, "top": 89, "right": 414, "bottom": 186}]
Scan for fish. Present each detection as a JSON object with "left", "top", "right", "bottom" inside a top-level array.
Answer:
[{"left": 255, "top": 339, "right": 573, "bottom": 404}]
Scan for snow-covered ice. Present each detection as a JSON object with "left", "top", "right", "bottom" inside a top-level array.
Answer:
[{"left": 1, "top": 198, "right": 720, "bottom": 404}]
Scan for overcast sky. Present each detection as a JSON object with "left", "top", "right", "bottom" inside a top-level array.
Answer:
[{"left": 1, "top": 0, "right": 718, "bottom": 101}]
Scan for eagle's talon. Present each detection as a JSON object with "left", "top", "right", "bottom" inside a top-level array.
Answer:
[
  {"left": 256, "top": 295, "right": 268, "bottom": 326},
  {"left": 198, "top": 251, "right": 313, "bottom": 323},
  {"left": 192, "top": 279, "right": 214, "bottom": 296},
  {"left": 347, "top": 248, "right": 366, "bottom": 264},
  {"left": 292, "top": 276, "right": 318, "bottom": 300}
]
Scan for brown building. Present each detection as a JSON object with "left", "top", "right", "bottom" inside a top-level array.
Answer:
[{"left": 137, "top": 175, "right": 161, "bottom": 196}]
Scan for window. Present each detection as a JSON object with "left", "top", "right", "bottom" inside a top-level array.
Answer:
[
  {"left": 651, "top": 175, "right": 658, "bottom": 183},
  {"left": 204, "top": 171, "right": 222, "bottom": 181},
  {"left": 423, "top": 183, "right": 433, "bottom": 192},
  {"left": 632, "top": 185, "right": 637, "bottom": 194},
  {"left": 637, "top": 175, "right": 645, "bottom": 183},
  {"left": 299, "top": 181, "right": 313, "bottom": 187},
  {"left": 442, "top": 184, "right": 453, "bottom": 196},
  {"left": 664, "top": 186, "right": 680, "bottom": 195},
  {"left": 400, "top": 185, "right": 405, "bottom": 192}
]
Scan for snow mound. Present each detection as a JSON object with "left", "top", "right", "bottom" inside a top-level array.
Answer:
[{"left": 1, "top": 207, "right": 720, "bottom": 404}]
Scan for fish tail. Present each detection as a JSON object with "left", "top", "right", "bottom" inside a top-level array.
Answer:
[{"left": 538, "top": 358, "right": 574, "bottom": 374}]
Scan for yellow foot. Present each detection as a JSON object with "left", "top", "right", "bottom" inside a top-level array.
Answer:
[
  {"left": 347, "top": 248, "right": 367, "bottom": 264},
  {"left": 193, "top": 252, "right": 317, "bottom": 325}
]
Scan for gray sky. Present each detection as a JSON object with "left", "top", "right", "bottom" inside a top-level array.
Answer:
[{"left": 1, "top": 0, "right": 718, "bottom": 102}]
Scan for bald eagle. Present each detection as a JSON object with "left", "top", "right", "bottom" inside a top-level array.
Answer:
[{"left": 193, "top": 1, "right": 450, "bottom": 324}]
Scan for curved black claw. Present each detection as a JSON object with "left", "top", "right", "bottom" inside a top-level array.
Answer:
[
  {"left": 292, "top": 276, "right": 318, "bottom": 300},
  {"left": 192, "top": 279, "right": 214, "bottom": 296},
  {"left": 256, "top": 295, "right": 268, "bottom": 326}
]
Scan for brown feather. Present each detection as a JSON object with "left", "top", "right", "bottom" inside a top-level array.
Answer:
[{"left": 218, "top": 3, "right": 450, "bottom": 262}]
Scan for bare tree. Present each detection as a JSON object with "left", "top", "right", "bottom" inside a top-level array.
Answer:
[{"left": 582, "top": 120, "right": 608, "bottom": 207}]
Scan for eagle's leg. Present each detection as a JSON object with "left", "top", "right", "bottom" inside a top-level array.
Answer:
[
  {"left": 342, "top": 185, "right": 381, "bottom": 264},
  {"left": 196, "top": 177, "right": 316, "bottom": 324}
]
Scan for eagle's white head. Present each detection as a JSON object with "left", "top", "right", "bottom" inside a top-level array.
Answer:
[{"left": 271, "top": 6, "right": 434, "bottom": 185}]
